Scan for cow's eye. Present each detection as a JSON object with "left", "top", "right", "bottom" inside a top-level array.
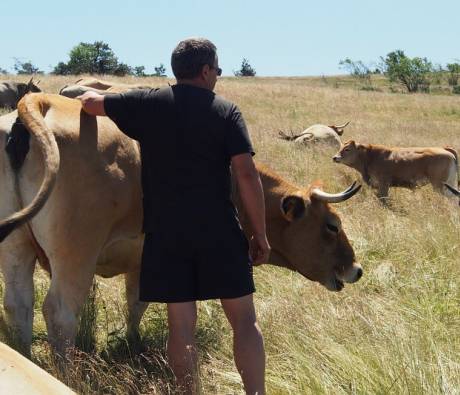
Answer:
[{"left": 326, "top": 223, "right": 339, "bottom": 233}]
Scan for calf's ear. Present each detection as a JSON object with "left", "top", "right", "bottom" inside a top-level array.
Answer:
[{"left": 280, "top": 195, "right": 306, "bottom": 221}]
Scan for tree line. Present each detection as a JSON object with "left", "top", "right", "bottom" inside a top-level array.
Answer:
[
  {"left": 339, "top": 50, "right": 460, "bottom": 94},
  {"left": 1, "top": 41, "right": 257, "bottom": 78},
  {"left": 9, "top": 42, "right": 457, "bottom": 92}
]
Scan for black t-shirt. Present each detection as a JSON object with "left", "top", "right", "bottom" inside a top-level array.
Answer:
[{"left": 104, "top": 84, "right": 254, "bottom": 233}]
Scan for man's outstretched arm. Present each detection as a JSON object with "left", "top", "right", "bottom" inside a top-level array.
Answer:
[
  {"left": 231, "top": 153, "right": 270, "bottom": 265},
  {"left": 77, "top": 91, "right": 106, "bottom": 116}
]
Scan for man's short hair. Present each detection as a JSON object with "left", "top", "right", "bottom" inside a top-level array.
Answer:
[{"left": 171, "top": 38, "right": 217, "bottom": 80}]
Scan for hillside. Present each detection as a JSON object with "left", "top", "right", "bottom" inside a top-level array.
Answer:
[{"left": 1, "top": 75, "right": 459, "bottom": 394}]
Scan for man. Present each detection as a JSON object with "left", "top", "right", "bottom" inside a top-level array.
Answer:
[{"left": 78, "top": 38, "right": 269, "bottom": 395}]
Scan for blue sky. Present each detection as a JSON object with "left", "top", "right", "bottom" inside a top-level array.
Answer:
[{"left": 2, "top": 0, "right": 459, "bottom": 77}]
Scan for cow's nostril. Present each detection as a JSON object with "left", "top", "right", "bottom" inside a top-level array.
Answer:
[{"left": 356, "top": 267, "right": 363, "bottom": 280}]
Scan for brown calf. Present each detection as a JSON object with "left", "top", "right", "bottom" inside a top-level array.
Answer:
[{"left": 333, "top": 140, "right": 458, "bottom": 200}]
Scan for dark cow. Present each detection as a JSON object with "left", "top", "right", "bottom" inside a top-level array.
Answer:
[{"left": 0, "top": 79, "right": 41, "bottom": 109}]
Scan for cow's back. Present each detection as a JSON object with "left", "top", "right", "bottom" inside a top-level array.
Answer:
[
  {"left": 368, "top": 146, "right": 457, "bottom": 186},
  {"left": 19, "top": 95, "right": 143, "bottom": 253}
]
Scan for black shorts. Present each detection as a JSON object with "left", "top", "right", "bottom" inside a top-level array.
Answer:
[{"left": 139, "top": 223, "right": 255, "bottom": 303}]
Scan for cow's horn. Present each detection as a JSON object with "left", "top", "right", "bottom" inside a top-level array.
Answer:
[
  {"left": 311, "top": 181, "right": 361, "bottom": 203},
  {"left": 335, "top": 121, "right": 350, "bottom": 129},
  {"left": 444, "top": 183, "right": 460, "bottom": 196}
]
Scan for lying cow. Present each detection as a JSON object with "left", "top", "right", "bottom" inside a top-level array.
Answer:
[
  {"left": 60, "top": 83, "right": 152, "bottom": 98},
  {"left": 74, "top": 77, "right": 152, "bottom": 91},
  {"left": 59, "top": 84, "right": 117, "bottom": 98},
  {"left": 0, "top": 78, "right": 41, "bottom": 109},
  {"left": 279, "top": 121, "right": 350, "bottom": 150},
  {"left": 333, "top": 140, "right": 459, "bottom": 200},
  {"left": 0, "top": 93, "right": 362, "bottom": 356}
]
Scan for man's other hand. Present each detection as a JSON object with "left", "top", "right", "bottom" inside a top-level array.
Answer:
[{"left": 249, "top": 233, "right": 271, "bottom": 266}]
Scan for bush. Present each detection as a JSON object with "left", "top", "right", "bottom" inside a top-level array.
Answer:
[
  {"left": 133, "top": 66, "right": 146, "bottom": 77},
  {"left": 52, "top": 62, "right": 71, "bottom": 75},
  {"left": 14, "top": 59, "right": 43, "bottom": 75},
  {"left": 113, "top": 62, "right": 132, "bottom": 77},
  {"left": 382, "top": 50, "right": 433, "bottom": 92},
  {"left": 67, "top": 41, "right": 118, "bottom": 74},
  {"left": 339, "top": 58, "right": 371, "bottom": 81},
  {"left": 447, "top": 63, "right": 460, "bottom": 86},
  {"left": 53, "top": 41, "right": 140, "bottom": 76},
  {"left": 453, "top": 85, "right": 460, "bottom": 94},
  {"left": 153, "top": 64, "right": 167, "bottom": 77},
  {"left": 234, "top": 58, "right": 256, "bottom": 77}
]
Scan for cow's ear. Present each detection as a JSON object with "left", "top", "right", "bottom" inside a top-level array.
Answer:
[
  {"left": 280, "top": 195, "right": 306, "bottom": 221},
  {"left": 328, "top": 125, "right": 344, "bottom": 136}
]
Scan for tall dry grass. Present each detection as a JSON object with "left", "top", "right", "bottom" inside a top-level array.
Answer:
[{"left": 0, "top": 75, "right": 459, "bottom": 394}]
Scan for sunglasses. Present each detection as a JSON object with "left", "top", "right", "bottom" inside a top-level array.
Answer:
[{"left": 210, "top": 65, "right": 222, "bottom": 76}]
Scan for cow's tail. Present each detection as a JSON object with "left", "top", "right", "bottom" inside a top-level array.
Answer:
[
  {"left": 0, "top": 93, "right": 60, "bottom": 242},
  {"left": 444, "top": 146, "right": 459, "bottom": 187}
]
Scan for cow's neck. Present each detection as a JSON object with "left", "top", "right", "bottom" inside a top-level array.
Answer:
[
  {"left": 267, "top": 248, "right": 296, "bottom": 271},
  {"left": 348, "top": 150, "right": 371, "bottom": 185},
  {"left": 233, "top": 162, "right": 300, "bottom": 272}
]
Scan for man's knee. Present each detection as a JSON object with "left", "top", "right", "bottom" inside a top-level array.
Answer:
[{"left": 221, "top": 296, "right": 257, "bottom": 328}]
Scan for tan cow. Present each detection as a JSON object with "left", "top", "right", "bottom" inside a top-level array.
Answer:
[
  {"left": 279, "top": 121, "right": 350, "bottom": 150},
  {"left": 0, "top": 93, "right": 362, "bottom": 356},
  {"left": 0, "top": 78, "right": 41, "bottom": 109},
  {"left": 333, "top": 140, "right": 459, "bottom": 200}
]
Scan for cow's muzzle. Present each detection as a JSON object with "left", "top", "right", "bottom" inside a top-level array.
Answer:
[{"left": 339, "top": 264, "right": 363, "bottom": 284}]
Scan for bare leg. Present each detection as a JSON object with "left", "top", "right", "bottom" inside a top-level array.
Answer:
[
  {"left": 124, "top": 270, "right": 148, "bottom": 342},
  {"left": 167, "top": 302, "right": 198, "bottom": 394},
  {"left": 221, "top": 294, "right": 265, "bottom": 395}
]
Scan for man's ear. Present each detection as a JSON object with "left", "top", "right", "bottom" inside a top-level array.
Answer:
[
  {"left": 201, "top": 64, "right": 211, "bottom": 78},
  {"left": 280, "top": 194, "right": 306, "bottom": 222}
]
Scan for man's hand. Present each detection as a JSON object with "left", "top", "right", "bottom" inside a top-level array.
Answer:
[
  {"left": 249, "top": 233, "right": 271, "bottom": 266},
  {"left": 76, "top": 91, "right": 106, "bottom": 116}
]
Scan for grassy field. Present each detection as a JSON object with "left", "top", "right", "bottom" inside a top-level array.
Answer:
[{"left": 0, "top": 75, "right": 459, "bottom": 394}]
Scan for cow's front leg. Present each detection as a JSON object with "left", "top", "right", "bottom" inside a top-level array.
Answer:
[
  {"left": 42, "top": 257, "right": 96, "bottom": 356},
  {"left": 0, "top": 232, "right": 36, "bottom": 357},
  {"left": 376, "top": 182, "right": 390, "bottom": 204},
  {"left": 125, "top": 269, "right": 148, "bottom": 343}
]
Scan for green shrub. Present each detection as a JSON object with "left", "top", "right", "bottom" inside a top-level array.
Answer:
[{"left": 382, "top": 50, "right": 433, "bottom": 93}]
